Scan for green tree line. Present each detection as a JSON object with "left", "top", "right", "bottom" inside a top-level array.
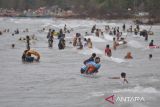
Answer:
[{"left": 0, "top": 0, "right": 160, "bottom": 18}]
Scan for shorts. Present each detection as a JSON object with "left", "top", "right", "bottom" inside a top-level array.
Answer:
[{"left": 26, "top": 56, "right": 34, "bottom": 62}]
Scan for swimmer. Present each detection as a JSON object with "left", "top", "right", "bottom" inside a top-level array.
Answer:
[
  {"left": 149, "top": 54, "right": 152, "bottom": 60},
  {"left": 81, "top": 57, "right": 101, "bottom": 74},
  {"left": 124, "top": 52, "right": 133, "bottom": 59},
  {"left": 105, "top": 44, "right": 112, "bottom": 57},
  {"left": 84, "top": 53, "right": 96, "bottom": 64},
  {"left": 11, "top": 44, "right": 15, "bottom": 48},
  {"left": 113, "top": 38, "right": 118, "bottom": 50},
  {"left": 149, "top": 40, "right": 154, "bottom": 46},
  {"left": 87, "top": 38, "right": 93, "bottom": 48},
  {"left": 109, "top": 72, "right": 128, "bottom": 84},
  {"left": 77, "top": 38, "right": 83, "bottom": 50}
]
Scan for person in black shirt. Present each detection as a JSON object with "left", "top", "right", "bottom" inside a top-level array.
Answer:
[{"left": 83, "top": 53, "right": 96, "bottom": 65}]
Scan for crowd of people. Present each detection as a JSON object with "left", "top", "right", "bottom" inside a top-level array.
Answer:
[{"left": 1, "top": 22, "right": 159, "bottom": 85}]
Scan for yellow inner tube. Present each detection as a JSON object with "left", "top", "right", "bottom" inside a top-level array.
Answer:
[{"left": 53, "top": 32, "right": 59, "bottom": 36}]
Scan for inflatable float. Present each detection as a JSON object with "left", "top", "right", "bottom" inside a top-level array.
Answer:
[
  {"left": 148, "top": 45, "right": 159, "bottom": 49},
  {"left": 53, "top": 32, "right": 59, "bottom": 36},
  {"left": 26, "top": 50, "right": 40, "bottom": 61},
  {"left": 118, "top": 41, "right": 127, "bottom": 45}
]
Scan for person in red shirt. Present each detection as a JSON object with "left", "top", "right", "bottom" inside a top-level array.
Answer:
[{"left": 105, "top": 44, "right": 112, "bottom": 57}]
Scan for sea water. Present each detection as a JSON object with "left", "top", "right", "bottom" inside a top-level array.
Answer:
[{"left": 0, "top": 17, "right": 160, "bottom": 107}]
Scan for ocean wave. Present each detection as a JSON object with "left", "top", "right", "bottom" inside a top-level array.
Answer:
[
  {"left": 84, "top": 36, "right": 106, "bottom": 42},
  {"left": 78, "top": 47, "right": 103, "bottom": 55},
  {"left": 104, "top": 34, "right": 114, "bottom": 41},
  {"left": 128, "top": 40, "right": 144, "bottom": 48},
  {"left": 113, "top": 86, "right": 160, "bottom": 94}
]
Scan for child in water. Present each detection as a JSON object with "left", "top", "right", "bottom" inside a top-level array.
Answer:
[
  {"left": 149, "top": 40, "right": 159, "bottom": 48},
  {"left": 81, "top": 57, "right": 101, "bottom": 74},
  {"left": 77, "top": 38, "right": 83, "bottom": 50},
  {"left": 83, "top": 38, "right": 88, "bottom": 47},
  {"left": 124, "top": 52, "right": 133, "bottom": 59},
  {"left": 83, "top": 53, "right": 96, "bottom": 65},
  {"left": 73, "top": 36, "right": 77, "bottom": 47},
  {"left": 149, "top": 40, "right": 154, "bottom": 46},
  {"left": 87, "top": 38, "right": 92, "bottom": 48},
  {"left": 109, "top": 72, "right": 128, "bottom": 84},
  {"left": 105, "top": 45, "right": 112, "bottom": 57},
  {"left": 113, "top": 38, "right": 118, "bottom": 50}
]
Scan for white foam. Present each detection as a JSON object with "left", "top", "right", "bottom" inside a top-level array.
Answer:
[
  {"left": 123, "top": 32, "right": 128, "bottom": 36},
  {"left": 113, "top": 86, "right": 160, "bottom": 94},
  {"left": 128, "top": 40, "right": 144, "bottom": 48},
  {"left": 103, "top": 56, "right": 126, "bottom": 63},
  {"left": 104, "top": 34, "right": 114, "bottom": 41},
  {"left": 132, "top": 34, "right": 144, "bottom": 39},
  {"left": 42, "top": 23, "right": 52, "bottom": 27},
  {"left": 10, "top": 18, "right": 53, "bottom": 25},
  {"left": 84, "top": 36, "right": 106, "bottom": 42},
  {"left": 90, "top": 92, "right": 105, "bottom": 97},
  {"left": 107, "top": 23, "right": 117, "bottom": 26},
  {"left": 78, "top": 47, "right": 103, "bottom": 55}
]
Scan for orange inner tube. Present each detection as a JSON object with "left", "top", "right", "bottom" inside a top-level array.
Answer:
[
  {"left": 26, "top": 50, "right": 40, "bottom": 60},
  {"left": 87, "top": 66, "right": 96, "bottom": 73}
]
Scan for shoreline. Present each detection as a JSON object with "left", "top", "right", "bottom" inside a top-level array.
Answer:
[{"left": 0, "top": 16, "right": 159, "bottom": 25}]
